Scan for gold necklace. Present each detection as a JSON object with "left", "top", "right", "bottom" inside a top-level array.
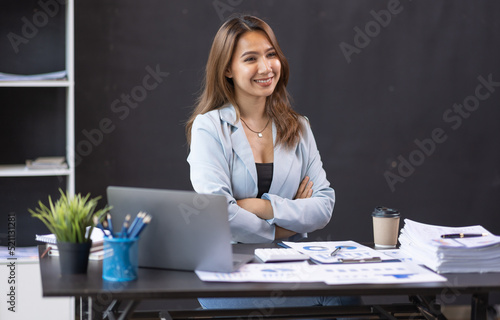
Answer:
[{"left": 240, "top": 117, "right": 271, "bottom": 138}]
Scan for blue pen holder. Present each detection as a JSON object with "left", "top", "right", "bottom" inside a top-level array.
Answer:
[{"left": 102, "top": 237, "right": 138, "bottom": 281}]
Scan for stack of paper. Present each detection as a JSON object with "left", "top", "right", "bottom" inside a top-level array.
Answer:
[
  {"left": 26, "top": 157, "right": 68, "bottom": 170},
  {"left": 36, "top": 228, "right": 108, "bottom": 260},
  {"left": 0, "top": 70, "right": 67, "bottom": 81},
  {"left": 399, "top": 219, "right": 500, "bottom": 273}
]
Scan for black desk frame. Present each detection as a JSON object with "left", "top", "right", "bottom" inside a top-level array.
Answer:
[{"left": 38, "top": 245, "right": 500, "bottom": 320}]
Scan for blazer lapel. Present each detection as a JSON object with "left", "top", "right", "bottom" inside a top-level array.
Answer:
[
  {"left": 220, "top": 106, "right": 258, "bottom": 187},
  {"left": 269, "top": 122, "right": 295, "bottom": 196}
]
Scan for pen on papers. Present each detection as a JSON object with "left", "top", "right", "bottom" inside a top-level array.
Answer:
[
  {"left": 440, "top": 233, "right": 489, "bottom": 239},
  {"left": 339, "top": 257, "right": 382, "bottom": 263},
  {"left": 330, "top": 247, "right": 342, "bottom": 257},
  {"left": 41, "top": 246, "right": 52, "bottom": 259}
]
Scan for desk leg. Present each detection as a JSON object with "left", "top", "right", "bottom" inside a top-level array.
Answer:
[
  {"left": 99, "top": 299, "right": 141, "bottom": 320},
  {"left": 471, "top": 293, "right": 488, "bottom": 320},
  {"left": 118, "top": 300, "right": 141, "bottom": 320},
  {"left": 409, "top": 295, "right": 448, "bottom": 319},
  {"left": 89, "top": 297, "right": 107, "bottom": 320}
]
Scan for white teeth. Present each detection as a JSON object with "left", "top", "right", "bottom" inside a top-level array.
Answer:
[{"left": 255, "top": 78, "right": 271, "bottom": 83}]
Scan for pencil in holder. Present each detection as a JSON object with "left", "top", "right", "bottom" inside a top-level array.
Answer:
[{"left": 102, "top": 237, "right": 138, "bottom": 281}]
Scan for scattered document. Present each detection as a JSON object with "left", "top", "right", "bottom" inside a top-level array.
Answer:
[
  {"left": 377, "top": 249, "right": 415, "bottom": 263},
  {"left": 399, "top": 219, "right": 500, "bottom": 273},
  {"left": 316, "top": 262, "right": 446, "bottom": 285},
  {"left": 196, "top": 240, "right": 447, "bottom": 285},
  {"left": 0, "top": 70, "right": 67, "bottom": 81},
  {"left": 282, "top": 240, "right": 397, "bottom": 264},
  {"left": 195, "top": 260, "right": 446, "bottom": 285},
  {"left": 196, "top": 261, "right": 317, "bottom": 283}
]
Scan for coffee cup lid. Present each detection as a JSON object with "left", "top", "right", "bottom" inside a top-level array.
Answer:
[{"left": 372, "top": 206, "right": 400, "bottom": 217}]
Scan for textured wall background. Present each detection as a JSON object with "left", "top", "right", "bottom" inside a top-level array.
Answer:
[{"left": 73, "top": 0, "right": 500, "bottom": 243}]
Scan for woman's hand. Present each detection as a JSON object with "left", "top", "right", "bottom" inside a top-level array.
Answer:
[
  {"left": 237, "top": 198, "right": 273, "bottom": 220},
  {"left": 294, "top": 176, "right": 313, "bottom": 199},
  {"left": 275, "top": 226, "right": 296, "bottom": 240}
]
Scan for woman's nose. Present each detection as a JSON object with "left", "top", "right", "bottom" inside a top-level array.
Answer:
[{"left": 258, "top": 58, "right": 272, "bottom": 74}]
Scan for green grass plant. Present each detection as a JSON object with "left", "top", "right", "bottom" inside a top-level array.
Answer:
[{"left": 29, "top": 189, "right": 111, "bottom": 243}]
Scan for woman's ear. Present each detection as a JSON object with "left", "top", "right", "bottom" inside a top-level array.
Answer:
[{"left": 225, "top": 67, "right": 233, "bottom": 78}]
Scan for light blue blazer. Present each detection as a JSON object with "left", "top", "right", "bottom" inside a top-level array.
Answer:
[{"left": 188, "top": 105, "right": 335, "bottom": 243}]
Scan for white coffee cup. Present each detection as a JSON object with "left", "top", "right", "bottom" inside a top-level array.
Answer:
[{"left": 372, "top": 206, "right": 400, "bottom": 248}]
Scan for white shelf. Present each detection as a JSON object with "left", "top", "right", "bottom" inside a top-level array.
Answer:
[
  {"left": 0, "top": 80, "right": 71, "bottom": 87},
  {"left": 0, "top": 164, "right": 71, "bottom": 177}
]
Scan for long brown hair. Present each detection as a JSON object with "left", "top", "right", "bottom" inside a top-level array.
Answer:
[{"left": 185, "top": 15, "right": 303, "bottom": 148}]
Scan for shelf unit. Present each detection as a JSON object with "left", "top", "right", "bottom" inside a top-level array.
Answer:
[
  {"left": 0, "top": 2, "right": 75, "bottom": 319},
  {"left": 0, "top": 2, "right": 74, "bottom": 193},
  {"left": 0, "top": 0, "right": 75, "bottom": 250}
]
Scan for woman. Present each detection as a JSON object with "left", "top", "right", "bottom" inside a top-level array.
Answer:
[
  {"left": 186, "top": 15, "right": 358, "bottom": 311},
  {"left": 186, "top": 14, "right": 334, "bottom": 244}
]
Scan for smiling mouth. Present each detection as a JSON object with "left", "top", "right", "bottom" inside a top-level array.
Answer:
[{"left": 254, "top": 77, "right": 273, "bottom": 85}]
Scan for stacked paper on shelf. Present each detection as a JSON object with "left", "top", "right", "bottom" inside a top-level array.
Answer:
[
  {"left": 0, "top": 70, "right": 67, "bottom": 81},
  {"left": 26, "top": 156, "right": 68, "bottom": 169},
  {"left": 399, "top": 219, "right": 500, "bottom": 273}
]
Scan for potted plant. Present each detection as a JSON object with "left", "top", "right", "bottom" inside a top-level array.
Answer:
[{"left": 29, "top": 189, "right": 111, "bottom": 274}]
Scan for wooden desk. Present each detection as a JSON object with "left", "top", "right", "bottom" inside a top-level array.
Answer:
[{"left": 38, "top": 244, "right": 500, "bottom": 320}]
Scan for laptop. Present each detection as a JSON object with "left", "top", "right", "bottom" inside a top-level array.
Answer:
[{"left": 106, "top": 186, "right": 253, "bottom": 272}]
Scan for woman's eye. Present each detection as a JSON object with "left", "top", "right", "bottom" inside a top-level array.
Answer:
[
  {"left": 244, "top": 57, "right": 256, "bottom": 62},
  {"left": 268, "top": 52, "right": 277, "bottom": 58}
]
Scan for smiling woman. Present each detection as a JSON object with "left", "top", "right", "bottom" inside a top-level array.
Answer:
[
  {"left": 185, "top": 15, "right": 329, "bottom": 243},
  {"left": 184, "top": 14, "right": 360, "bottom": 314},
  {"left": 225, "top": 31, "right": 281, "bottom": 112}
]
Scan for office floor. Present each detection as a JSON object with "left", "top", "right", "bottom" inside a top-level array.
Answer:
[
  {"left": 101, "top": 299, "right": 500, "bottom": 320},
  {"left": 442, "top": 305, "right": 500, "bottom": 320},
  {"left": 120, "top": 305, "right": 500, "bottom": 320}
]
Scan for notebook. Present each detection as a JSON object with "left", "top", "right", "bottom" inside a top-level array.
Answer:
[{"left": 106, "top": 186, "right": 253, "bottom": 272}]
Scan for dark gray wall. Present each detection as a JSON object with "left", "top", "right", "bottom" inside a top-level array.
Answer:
[{"left": 74, "top": 0, "right": 500, "bottom": 243}]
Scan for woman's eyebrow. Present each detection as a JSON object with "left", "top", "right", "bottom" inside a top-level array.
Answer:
[{"left": 240, "top": 47, "right": 275, "bottom": 58}]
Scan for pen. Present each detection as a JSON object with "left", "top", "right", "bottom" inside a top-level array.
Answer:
[
  {"left": 441, "top": 233, "right": 489, "bottom": 239},
  {"left": 121, "top": 214, "right": 131, "bottom": 238},
  {"left": 107, "top": 213, "right": 114, "bottom": 235},
  {"left": 129, "top": 214, "right": 145, "bottom": 238},
  {"left": 101, "top": 220, "right": 112, "bottom": 238},
  {"left": 93, "top": 216, "right": 109, "bottom": 237},
  {"left": 128, "top": 212, "right": 144, "bottom": 237},
  {"left": 339, "top": 257, "right": 382, "bottom": 263},
  {"left": 129, "top": 215, "right": 152, "bottom": 239},
  {"left": 330, "top": 247, "right": 342, "bottom": 257}
]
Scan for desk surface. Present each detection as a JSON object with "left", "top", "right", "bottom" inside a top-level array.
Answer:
[{"left": 39, "top": 244, "right": 500, "bottom": 300}]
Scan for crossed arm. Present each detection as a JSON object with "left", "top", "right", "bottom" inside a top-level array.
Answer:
[{"left": 236, "top": 176, "right": 314, "bottom": 240}]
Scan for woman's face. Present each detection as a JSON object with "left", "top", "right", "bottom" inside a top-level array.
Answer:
[{"left": 226, "top": 31, "right": 281, "bottom": 105}]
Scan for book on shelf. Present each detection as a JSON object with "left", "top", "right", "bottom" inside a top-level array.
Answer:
[{"left": 26, "top": 156, "right": 68, "bottom": 170}]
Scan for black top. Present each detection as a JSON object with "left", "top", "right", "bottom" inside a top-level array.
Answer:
[{"left": 256, "top": 163, "right": 273, "bottom": 198}]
